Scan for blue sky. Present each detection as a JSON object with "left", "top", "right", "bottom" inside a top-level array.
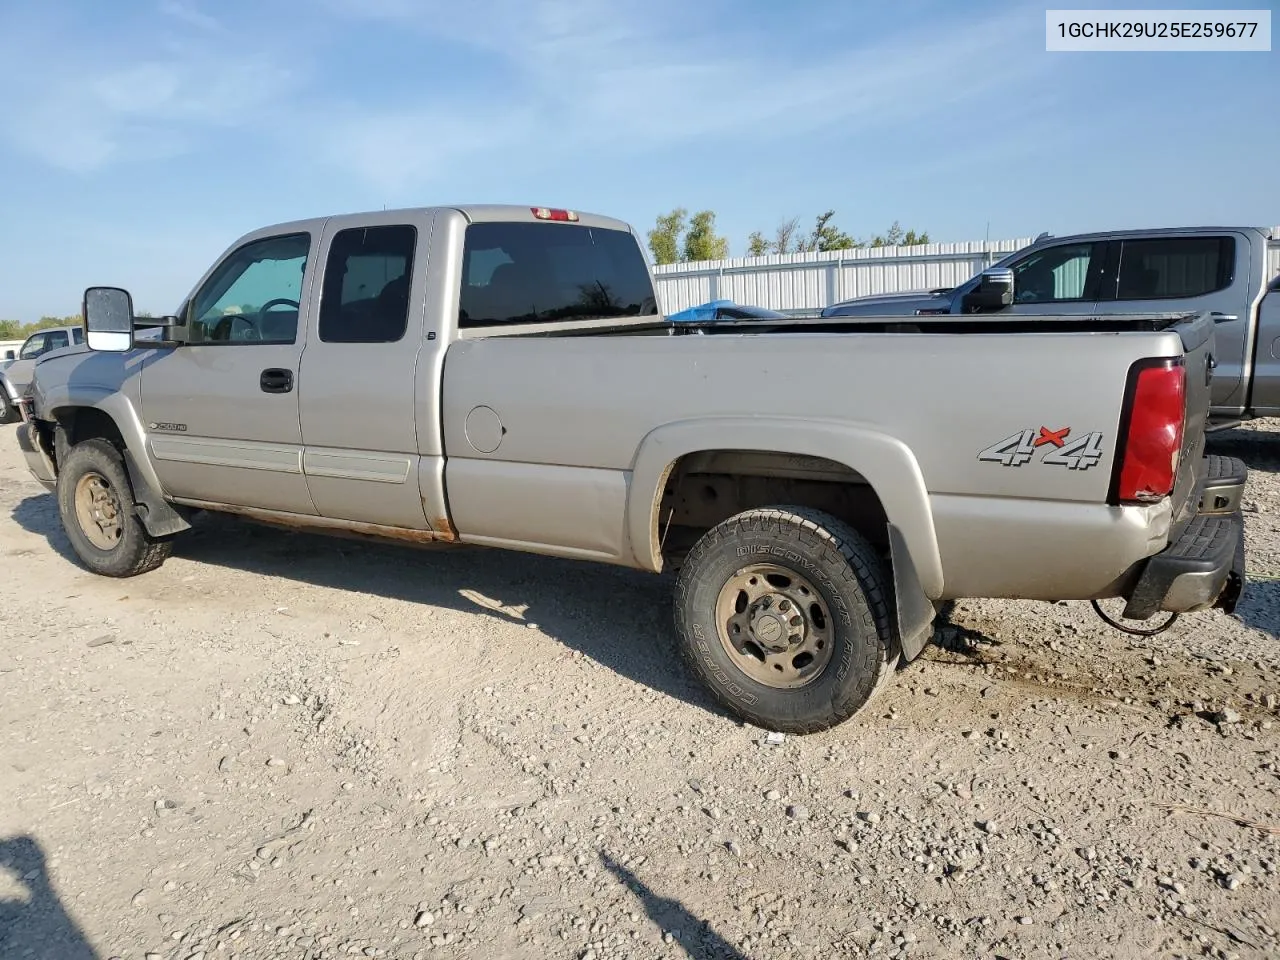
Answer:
[{"left": 0, "top": 0, "right": 1276, "bottom": 320}]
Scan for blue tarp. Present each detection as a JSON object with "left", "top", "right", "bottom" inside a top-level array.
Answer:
[{"left": 667, "top": 300, "right": 735, "bottom": 322}]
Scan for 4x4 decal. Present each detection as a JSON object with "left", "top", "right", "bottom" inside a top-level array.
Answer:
[{"left": 978, "top": 426, "right": 1104, "bottom": 471}]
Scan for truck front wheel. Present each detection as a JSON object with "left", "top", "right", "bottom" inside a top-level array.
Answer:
[
  {"left": 673, "top": 506, "right": 899, "bottom": 734},
  {"left": 56, "top": 439, "right": 173, "bottom": 577}
]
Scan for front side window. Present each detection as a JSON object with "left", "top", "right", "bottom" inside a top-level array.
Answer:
[
  {"left": 319, "top": 225, "right": 416, "bottom": 343},
  {"left": 1010, "top": 243, "right": 1096, "bottom": 304},
  {"left": 459, "top": 223, "right": 658, "bottom": 328},
  {"left": 1111, "top": 237, "right": 1234, "bottom": 300},
  {"left": 19, "top": 334, "right": 46, "bottom": 359},
  {"left": 187, "top": 233, "right": 311, "bottom": 344}
]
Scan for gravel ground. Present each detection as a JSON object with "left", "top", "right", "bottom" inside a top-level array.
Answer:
[{"left": 1, "top": 422, "right": 1277, "bottom": 960}]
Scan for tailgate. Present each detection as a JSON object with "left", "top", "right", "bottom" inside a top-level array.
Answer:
[{"left": 1166, "top": 312, "right": 1215, "bottom": 534}]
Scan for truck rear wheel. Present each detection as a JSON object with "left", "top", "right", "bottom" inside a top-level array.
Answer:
[
  {"left": 56, "top": 439, "right": 173, "bottom": 577},
  {"left": 673, "top": 506, "right": 899, "bottom": 733}
]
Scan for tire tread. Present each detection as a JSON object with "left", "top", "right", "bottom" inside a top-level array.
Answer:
[{"left": 674, "top": 505, "right": 899, "bottom": 734}]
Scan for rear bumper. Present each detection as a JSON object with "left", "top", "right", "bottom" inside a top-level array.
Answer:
[{"left": 1122, "top": 455, "right": 1247, "bottom": 619}]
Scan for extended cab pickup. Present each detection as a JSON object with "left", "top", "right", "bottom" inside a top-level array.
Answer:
[
  {"left": 13, "top": 205, "right": 1248, "bottom": 733},
  {"left": 0, "top": 325, "right": 85, "bottom": 422},
  {"left": 822, "top": 226, "right": 1280, "bottom": 429}
]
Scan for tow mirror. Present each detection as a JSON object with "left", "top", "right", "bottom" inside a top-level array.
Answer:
[
  {"left": 961, "top": 267, "right": 1015, "bottom": 312},
  {"left": 83, "top": 287, "right": 135, "bottom": 352}
]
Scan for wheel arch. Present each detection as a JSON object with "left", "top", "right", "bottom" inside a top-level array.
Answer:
[
  {"left": 46, "top": 394, "right": 191, "bottom": 538},
  {"left": 628, "top": 417, "right": 943, "bottom": 595}
]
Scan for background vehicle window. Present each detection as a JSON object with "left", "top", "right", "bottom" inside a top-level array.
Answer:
[
  {"left": 187, "top": 233, "right": 310, "bottom": 344},
  {"left": 19, "top": 334, "right": 46, "bottom": 359},
  {"left": 1010, "top": 243, "right": 1095, "bottom": 303},
  {"left": 459, "top": 223, "right": 658, "bottom": 327},
  {"left": 45, "top": 330, "right": 69, "bottom": 351},
  {"left": 319, "top": 225, "right": 416, "bottom": 343},
  {"left": 1113, "top": 237, "right": 1234, "bottom": 300},
  {"left": 71, "top": 328, "right": 84, "bottom": 344}
]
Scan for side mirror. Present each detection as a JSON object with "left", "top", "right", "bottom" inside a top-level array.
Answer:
[
  {"left": 83, "top": 287, "right": 135, "bottom": 352},
  {"left": 962, "top": 267, "right": 1015, "bottom": 312},
  {"left": 3, "top": 350, "right": 13, "bottom": 361}
]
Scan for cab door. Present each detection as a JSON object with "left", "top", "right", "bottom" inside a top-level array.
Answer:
[
  {"left": 139, "top": 230, "right": 319, "bottom": 514},
  {"left": 1092, "top": 232, "right": 1254, "bottom": 412},
  {"left": 296, "top": 212, "right": 438, "bottom": 531}
]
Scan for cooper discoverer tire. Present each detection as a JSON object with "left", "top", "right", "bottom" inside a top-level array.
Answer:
[
  {"left": 673, "top": 506, "right": 899, "bottom": 733},
  {"left": 56, "top": 439, "right": 173, "bottom": 577}
]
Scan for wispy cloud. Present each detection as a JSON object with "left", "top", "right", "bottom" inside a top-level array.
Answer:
[
  {"left": 0, "top": 5, "right": 294, "bottom": 172},
  {"left": 314, "top": 0, "right": 1058, "bottom": 183},
  {"left": 0, "top": 0, "right": 1056, "bottom": 188},
  {"left": 157, "top": 0, "right": 224, "bottom": 34}
]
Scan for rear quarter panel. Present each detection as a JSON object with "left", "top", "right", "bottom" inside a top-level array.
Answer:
[{"left": 441, "top": 327, "right": 1189, "bottom": 597}]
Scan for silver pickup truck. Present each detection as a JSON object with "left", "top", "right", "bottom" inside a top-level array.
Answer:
[
  {"left": 0, "top": 325, "right": 86, "bottom": 422},
  {"left": 11, "top": 205, "right": 1248, "bottom": 733},
  {"left": 822, "top": 226, "right": 1280, "bottom": 429}
]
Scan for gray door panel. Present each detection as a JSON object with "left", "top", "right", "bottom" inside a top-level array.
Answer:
[
  {"left": 140, "top": 231, "right": 316, "bottom": 513},
  {"left": 297, "top": 212, "right": 435, "bottom": 530},
  {"left": 1094, "top": 233, "right": 1251, "bottom": 411},
  {"left": 1251, "top": 289, "right": 1280, "bottom": 414},
  {"left": 141, "top": 344, "right": 314, "bottom": 512}
]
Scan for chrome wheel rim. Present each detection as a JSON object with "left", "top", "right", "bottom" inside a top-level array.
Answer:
[
  {"left": 74, "top": 471, "right": 123, "bottom": 551},
  {"left": 714, "top": 563, "right": 835, "bottom": 689}
]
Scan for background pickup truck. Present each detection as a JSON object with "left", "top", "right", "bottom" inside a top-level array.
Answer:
[
  {"left": 822, "top": 226, "right": 1280, "bottom": 429},
  {"left": 14, "top": 205, "right": 1248, "bottom": 733},
  {"left": 0, "top": 325, "right": 86, "bottom": 422}
]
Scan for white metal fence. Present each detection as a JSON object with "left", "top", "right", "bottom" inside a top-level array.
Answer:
[{"left": 651, "top": 230, "right": 1280, "bottom": 315}]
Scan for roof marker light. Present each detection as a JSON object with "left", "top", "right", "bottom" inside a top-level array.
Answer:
[{"left": 531, "top": 207, "right": 579, "bottom": 222}]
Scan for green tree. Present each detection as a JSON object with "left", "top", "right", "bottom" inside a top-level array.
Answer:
[
  {"left": 773, "top": 216, "right": 801, "bottom": 255},
  {"left": 746, "top": 231, "right": 770, "bottom": 258},
  {"left": 869, "top": 221, "right": 930, "bottom": 247},
  {"left": 796, "top": 210, "right": 856, "bottom": 253},
  {"left": 0, "top": 319, "right": 21, "bottom": 339},
  {"left": 681, "top": 210, "right": 729, "bottom": 262},
  {"left": 647, "top": 208, "right": 687, "bottom": 265}
]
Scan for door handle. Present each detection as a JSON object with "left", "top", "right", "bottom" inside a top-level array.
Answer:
[
  {"left": 260, "top": 368, "right": 293, "bottom": 394},
  {"left": 1210, "top": 312, "right": 1238, "bottom": 322}
]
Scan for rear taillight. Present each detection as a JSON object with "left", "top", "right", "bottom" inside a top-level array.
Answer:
[{"left": 1110, "top": 358, "right": 1185, "bottom": 504}]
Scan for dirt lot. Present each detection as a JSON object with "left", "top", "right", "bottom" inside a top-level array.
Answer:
[{"left": 1, "top": 425, "right": 1277, "bottom": 960}]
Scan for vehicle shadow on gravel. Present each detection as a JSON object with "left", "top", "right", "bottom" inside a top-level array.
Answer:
[
  {"left": 0, "top": 836, "right": 99, "bottom": 960},
  {"left": 10, "top": 495, "right": 78, "bottom": 565},
  {"left": 601, "top": 852, "right": 749, "bottom": 960},
  {"left": 1234, "top": 577, "right": 1280, "bottom": 634},
  {"left": 1206, "top": 425, "right": 1280, "bottom": 472},
  {"left": 10, "top": 495, "right": 731, "bottom": 722}
]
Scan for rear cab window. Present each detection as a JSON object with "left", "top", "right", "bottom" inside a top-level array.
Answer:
[
  {"left": 459, "top": 222, "right": 658, "bottom": 328},
  {"left": 1109, "top": 236, "right": 1235, "bottom": 300}
]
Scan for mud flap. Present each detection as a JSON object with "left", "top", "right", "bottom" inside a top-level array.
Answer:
[
  {"left": 889, "top": 523, "right": 937, "bottom": 662},
  {"left": 121, "top": 447, "right": 192, "bottom": 538}
]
